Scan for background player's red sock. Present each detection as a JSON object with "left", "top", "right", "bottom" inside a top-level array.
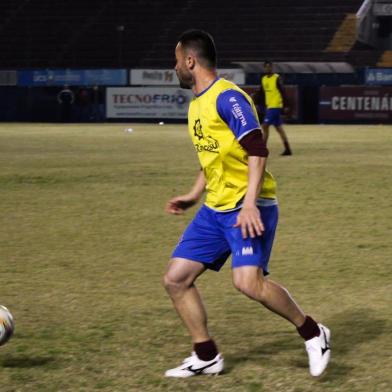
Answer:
[
  {"left": 194, "top": 339, "right": 218, "bottom": 361},
  {"left": 297, "top": 316, "right": 320, "bottom": 340}
]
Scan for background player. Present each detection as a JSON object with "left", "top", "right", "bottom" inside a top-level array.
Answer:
[
  {"left": 254, "top": 61, "right": 293, "bottom": 156},
  {"left": 163, "top": 29, "right": 331, "bottom": 378}
]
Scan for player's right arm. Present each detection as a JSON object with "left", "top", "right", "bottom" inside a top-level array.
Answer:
[
  {"left": 252, "top": 86, "right": 265, "bottom": 107},
  {"left": 251, "top": 86, "right": 265, "bottom": 122},
  {"left": 165, "top": 170, "right": 206, "bottom": 215}
]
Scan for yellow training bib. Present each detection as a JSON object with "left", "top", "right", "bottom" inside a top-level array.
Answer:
[
  {"left": 262, "top": 73, "right": 283, "bottom": 109},
  {"left": 188, "top": 78, "right": 277, "bottom": 211}
]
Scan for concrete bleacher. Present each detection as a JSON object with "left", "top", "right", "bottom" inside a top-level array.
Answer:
[{"left": 0, "top": 0, "right": 378, "bottom": 69}]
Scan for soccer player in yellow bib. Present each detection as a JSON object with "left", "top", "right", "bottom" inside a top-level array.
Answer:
[
  {"left": 255, "top": 61, "right": 293, "bottom": 156},
  {"left": 163, "top": 30, "right": 330, "bottom": 378}
]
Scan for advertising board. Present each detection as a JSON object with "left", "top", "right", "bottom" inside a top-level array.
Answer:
[
  {"left": 106, "top": 87, "right": 193, "bottom": 119},
  {"left": 130, "top": 69, "right": 245, "bottom": 85},
  {"left": 319, "top": 86, "right": 392, "bottom": 122}
]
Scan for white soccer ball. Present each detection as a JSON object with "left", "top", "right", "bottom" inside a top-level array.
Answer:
[{"left": 0, "top": 305, "right": 14, "bottom": 346}]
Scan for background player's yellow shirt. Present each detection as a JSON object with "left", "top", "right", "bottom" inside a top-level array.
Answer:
[
  {"left": 262, "top": 73, "right": 283, "bottom": 109},
  {"left": 188, "top": 78, "right": 277, "bottom": 211}
]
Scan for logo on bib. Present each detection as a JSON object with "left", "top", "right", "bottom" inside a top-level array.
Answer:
[
  {"left": 193, "top": 119, "right": 219, "bottom": 153},
  {"left": 193, "top": 119, "right": 204, "bottom": 140}
]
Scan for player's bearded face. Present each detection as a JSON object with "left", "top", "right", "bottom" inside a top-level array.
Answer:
[
  {"left": 177, "top": 67, "right": 193, "bottom": 89},
  {"left": 175, "top": 44, "right": 193, "bottom": 89}
]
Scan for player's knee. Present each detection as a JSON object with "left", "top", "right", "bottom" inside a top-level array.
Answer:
[
  {"left": 233, "top": 274, "right": 264, "bottom": 300},
  {"left": 162, "top": 273, "right": 179, "bottom": 293},
  {"left": 233, "top": 276, "right": 256, "bottom": 298},
  {"left": 162, "top": 272, "right": 189, "bottom": 296}
]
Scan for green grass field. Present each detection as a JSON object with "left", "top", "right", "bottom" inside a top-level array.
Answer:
[{"left": 0, "top": 123, "right": 391, "bottom": 391}]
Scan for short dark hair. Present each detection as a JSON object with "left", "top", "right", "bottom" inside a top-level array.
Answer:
[
  {"left": 264, "top": 61, "right": 272, "bottom": 66},
  {"left": 178, "top": 29, "right": 217, "bottom": 68}
]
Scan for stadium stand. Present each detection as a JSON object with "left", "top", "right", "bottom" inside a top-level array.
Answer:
[
  {"left": 143, "top": 0, "right": 369, "bottom": 66},
  {"left": 0, "top": 0, "right": 380, "bottom": 68}
]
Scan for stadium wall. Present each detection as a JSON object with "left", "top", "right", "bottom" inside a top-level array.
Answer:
[{"left": 1, "top": 68, "right": 392, "bottom": 123}]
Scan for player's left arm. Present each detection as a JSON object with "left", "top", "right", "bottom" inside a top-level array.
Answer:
[
  {"left": 235, "top": 155, "right": 266, "bottom": 238},
  {"left": 217, "top": 90, "right": 269, "bottom": 238},
  {"left": 277, "top": 76, "right": 289, "bottom": 113}
]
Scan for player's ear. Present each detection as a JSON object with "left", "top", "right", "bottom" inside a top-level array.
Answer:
[{"left": 186, "top": 54, "right": 196, "bottom": 70}]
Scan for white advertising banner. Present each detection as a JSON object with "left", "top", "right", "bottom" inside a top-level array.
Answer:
[
  {"left": 130, "top": 68, "right": 245, "bottom": 85},
  {"left": 106, "top": 87, "right": 194, "bottom": 119}
]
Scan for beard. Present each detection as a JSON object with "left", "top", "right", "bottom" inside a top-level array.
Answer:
[
  {"left": 179, "top": 80, "right": 192, "bottom": 89},
  {"left": 177, "top": 71, "right": 193, "bottom": 90}
]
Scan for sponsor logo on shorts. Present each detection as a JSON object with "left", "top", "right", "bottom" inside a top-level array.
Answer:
[{"left": 241, "top": 246, "right": 254, "bottom": 256}]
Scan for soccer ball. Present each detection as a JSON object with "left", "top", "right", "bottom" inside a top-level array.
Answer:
[{"left": 0, "top": 305, "right": 14, "bottom": 346}]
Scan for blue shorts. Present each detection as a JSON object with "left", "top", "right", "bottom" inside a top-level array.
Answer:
[
  {"left": 172, "top": 204, "right": 278, "bottom": 275},
  {"left": 263, "top": 108, "right": 283, "bottom": 126}
]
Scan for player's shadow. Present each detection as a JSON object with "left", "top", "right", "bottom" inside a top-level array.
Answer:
[
  {"left": 225, "top": 308, "right": 389, "bottom": 382},
  {"left": 314, "top": 309, "right": 389, "bottom": 382},
  {"left": 224, "top": 332, "right": 299, "bottom": 373},
  {"left": 1, "top": 355, "right": 56, "bottom": 368}
]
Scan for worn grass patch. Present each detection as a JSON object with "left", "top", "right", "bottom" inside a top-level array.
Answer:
[{"left": 0, "top": 123, "right": 391, "bottom": 391}]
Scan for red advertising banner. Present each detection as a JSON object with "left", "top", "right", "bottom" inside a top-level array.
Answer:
[
  {"left": 319, "top": 86, "right": 392, "bottom": 122},
  {"left": 243, "top": 85, "right": 299, "bottom": 122}
]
